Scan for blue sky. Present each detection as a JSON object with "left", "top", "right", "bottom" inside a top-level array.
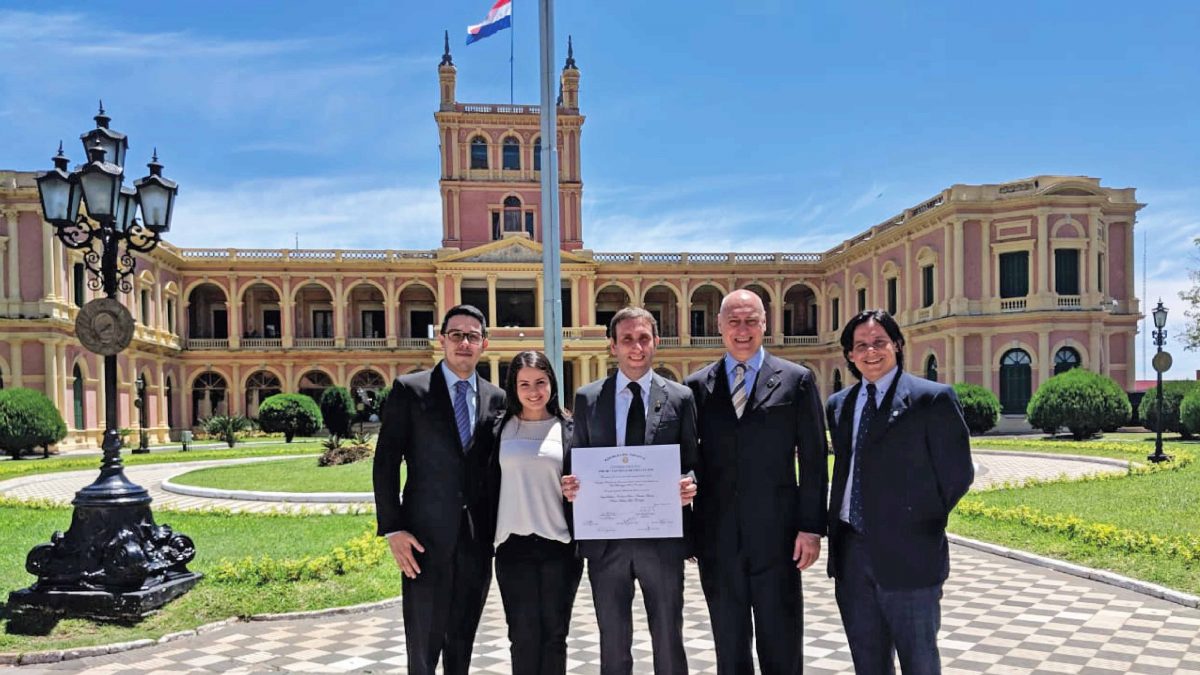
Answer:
[{"left": 1, "top": 2, "right": 1198, "bottom": 379}]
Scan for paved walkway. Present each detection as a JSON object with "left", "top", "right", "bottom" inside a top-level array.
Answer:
[{"left": 6, "top": 451, "right": 1200, "bottom": 673}]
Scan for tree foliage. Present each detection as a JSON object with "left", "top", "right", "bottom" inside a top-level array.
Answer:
[
  {"left": 951, "top": 382, "right": 1001, "bottom": 435},
  {"left": 0, "top": 388, "right": 68, "bottom": 459},
  {"left": 257, "top": 393, "right": 323, "bottom": 442},
  {"left": 1139, "top": 380, "right": 1200, "bottom": 439},
  {"left": 1180, "top": 237, "right": 1200, "bottom": 352},
  {"left": 319, "top": 386, "right": 356, "bottom": 439},
  {"left": 1026, "top": 369, "right": 1131, "bottom": 440},
  {"left": 1180, "top": 387, "right": 1200, "bottom": 437}
]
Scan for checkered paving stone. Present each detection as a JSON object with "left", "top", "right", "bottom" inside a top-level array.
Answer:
[{"left": 12, "top": 544, "right": 1200, "bottom": 674}]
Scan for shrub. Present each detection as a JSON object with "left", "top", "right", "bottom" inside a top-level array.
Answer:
[
  {"left": 319, "top": 386, "right": 356, "bottom": 439},
  {"left": 201, "top": 414, "right": 252, "bottom": 448},
  {"left": 952, "top": 383, "right": 1001, "bottom": 435},
  {"left": 0, "top": 388, "right": 68, "bottom": 459},
  {"left": 373, "top": 385, "right": 391, "bottom": 420},
  {"left": 257, "top": 393, "right": 323, "bottom": 442},
  {"left": 1026, "top": 369, "right": 1131, "bottom": 440},
  {"left": 1138, "top": 380, "right": 1199, "bottom": 439},
  {"left": 318, "top": 434, "right": 373, "bottom": 466},
  {"left": 1180, "top": 387, "right": 1200, "bottom": 437}
]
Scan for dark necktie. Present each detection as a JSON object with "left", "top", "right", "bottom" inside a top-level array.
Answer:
[
  {"left": 625, "top": 381, "right": 646, "bottom": 447},
  {"left": 848, "top": 382, "right": 877, "bottom": 533},
  {"left": 453, "top": 379, "right": 473, "bottom": 451}
]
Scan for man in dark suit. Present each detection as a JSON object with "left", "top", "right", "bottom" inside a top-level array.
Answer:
[
  {"left": 685, "top": 289, "right": 828, "bottom": 675},
  {"left": 373, "top": 304, "right": 507, "bottom": 675},
  {"left": 561, "top": 306, "right": 699, "bottom": 675},
  {"left": 826, "top": 309, "right": 973, "bottom": 674}
]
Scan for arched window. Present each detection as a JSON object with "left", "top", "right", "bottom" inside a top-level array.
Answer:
[
  {"left": 0, "top": 364, "right": 5, "bottom": 389},
  {"left": 1053, "top": 347, "right": 1081, "bottom": 375},
  {"left": 299, "top": 370, "right": 334, "bottom": 402},
  {"left": 72, "top": 365, "right": 85, "bottom": 430},
  {"left": 470, "top": 136, "right": 488, "bottom": 169},
  {"left": 192, "top": 372, "right": 228, "bottom": 425},
  {"left": 833, "top": 369, "right": 843, "bottom": 393},
  {"left": 244, "top": 371, "right": 282, "bottom": 418},
  {"left": 503, "top": 196, "right": 522, "bottom": 234},
  {"left": 999, "top": 349, "right": 1032, "bottom": 414},
  {"left": 502, "top": 137, "right": 520, "bottom": 170},
  {"left": 925, "top": 354, "right": 938, "bottom": 382},
  {"left": 533, "top": 137, "right": 542, "bottom": 171}
]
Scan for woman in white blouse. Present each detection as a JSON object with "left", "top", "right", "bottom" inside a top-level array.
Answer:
[{"left": 487, "top": 350, "right": 582, "bottom": 675}]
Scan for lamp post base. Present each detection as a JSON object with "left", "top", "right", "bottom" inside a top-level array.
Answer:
[
  {"left": 1147, "top": 453, "right": 1173, "bottom": 464},
  {"left": 7, "top": 573, "right": 201, "bottom": 623},
  {"left": 8, "top": 479, "right": 200, "bottom": 621}
]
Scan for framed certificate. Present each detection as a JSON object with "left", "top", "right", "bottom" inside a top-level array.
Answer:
[{"left": 571, "top": 444, "right": 682, "bottom": 540}]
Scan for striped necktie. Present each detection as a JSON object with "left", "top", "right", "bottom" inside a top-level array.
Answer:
[
  {"left": 731, "top": 362, "right": 748, "bottom": 419},
  {"left": 848, "top": 382, "right": 877, "bottom": 532},
  {"left": 453, "top": 379, "right": 473, "bottom": 451}
]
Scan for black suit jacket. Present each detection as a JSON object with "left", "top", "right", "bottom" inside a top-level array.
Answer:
[
  {"left": 825, "top": 370, "right": 974, "bottom": 589},
  {"left": 372, "top": 362, "right": 507, "bottom": 561},
  {"left": 565, "top": 372, "right": 700, "bottom": 560},
  {"left": 685, "top": 352, "right": 829, "bottom": 567}
]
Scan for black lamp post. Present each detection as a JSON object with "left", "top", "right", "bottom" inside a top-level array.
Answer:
[
  {"left": 1148, "top": 300, "right": 1173, "bottom": 463},
  {"left": 9, "top": 105, "right": 199, "bottom": 621},
  {"left": 134, "top": 373, "right": 149, "bottom": 454}
]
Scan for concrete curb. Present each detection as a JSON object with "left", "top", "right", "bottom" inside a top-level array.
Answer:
[
  {"left": 970, "top": 449, "right": 1132, "bottom": 469},
  {"left": 2, "top": 596, "right": 403, "bottom": 667},
  {"left": 950, "top": 535, "right": 1200, "bottom": 609},
  {"left": 160, "top": 476, "right": 374, "bottom": 504}
]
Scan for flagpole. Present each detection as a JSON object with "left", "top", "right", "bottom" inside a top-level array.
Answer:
[
  {"left": 509, "top": 0, "right": 515, "bottom": 104},
  {"left": 538, "top": 0, "right": 563, "bottom": 401}
]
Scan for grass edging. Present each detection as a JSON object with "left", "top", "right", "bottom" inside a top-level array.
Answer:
[
  {"left": 949, "top": 533, "right": 1200, "bottom": 609},
  {"left": 5, "top": 595, "right": 404, "bottom": 667}
]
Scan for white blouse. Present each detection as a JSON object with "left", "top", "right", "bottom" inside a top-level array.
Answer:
[{"left": 494, "top": 417, "right": 571, "bottom": 546}]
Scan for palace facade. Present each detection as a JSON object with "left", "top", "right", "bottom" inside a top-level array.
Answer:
[{"left": 0, "top": 45, "right": 1143, "bottom": 447}]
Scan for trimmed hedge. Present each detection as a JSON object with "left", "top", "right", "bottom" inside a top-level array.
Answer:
[
  {"left": 258, "top": 393, "right": 323, "bottom": 442},
  {"left": 319, "top": 386, "right": 356, "bottom": 439},
  {"left": 1138, "top": 380, "right": 1199, "bottom": 439},
  {"left": 210, "top": 529, "right": 387, "bottom": 584},
  {"left": 1026, "top": 369, "right": 1131, "bottom": 440},
  {"left": 952, "top": 382, "right": 1001, "bottom": 435},
  {"left": 0, "top": 388, "right": 67, "bottom": 459}
]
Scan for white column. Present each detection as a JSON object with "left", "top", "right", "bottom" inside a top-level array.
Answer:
[
  {"left": 487, "top": 274, "right": 498, "bottom": 328},
  {"left": 1036, "top": 210, "right": 1050, "bottom": 295},
  {"left": 4, "top": 210, "right": 20, "bottom": 304},
  {"left": 43, "top": 341, "right": 59, "bottom": 409},
  {"left": 42, "top": 222, "right": 56, "bottom": 301}
]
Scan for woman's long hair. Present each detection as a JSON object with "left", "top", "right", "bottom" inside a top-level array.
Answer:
[{"left": 502, "top": 350, "right": 567, "bottom": 422}]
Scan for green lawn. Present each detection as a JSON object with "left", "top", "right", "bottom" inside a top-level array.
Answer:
[
  {"left": 951, "top": 436, "right": 1200, "bottom": 595},
  {"left": 171, "top": 457, "right": 378, "bottom": 493},
  {"left": 0, "top": 504, "right": 399, "bottom": 654},
  {"left": 0, "top": 441, "right": 323, "bottom": 483}
]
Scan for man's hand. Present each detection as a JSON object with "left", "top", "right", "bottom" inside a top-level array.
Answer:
[
  {"left": 792, "top": 532, "right": 821, "bottom": 571},
  {"left": 387, "top": 531, "right": 425, "bottom": 579},
  {"left": 561, "top": 474, "right": 580, "bottom": 502},
  {"left": 679, "top": 475, "right": 697, "bottom": 506}
]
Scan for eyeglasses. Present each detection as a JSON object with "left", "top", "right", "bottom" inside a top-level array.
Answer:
[
  {"left": 443, "top": 330, "right": 484, "bottom": 346},
  {"left": 851, "top": 339, "right": 892, "bottom": 355}
]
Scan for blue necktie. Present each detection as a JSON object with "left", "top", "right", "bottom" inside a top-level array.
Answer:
[
  {"left": 848, "top": 382, "right": 877, "bottom": 533},
  {"left": 453, "top": 379, "right": 473, "bottom": 451}
]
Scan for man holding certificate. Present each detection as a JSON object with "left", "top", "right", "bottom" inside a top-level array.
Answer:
[{"left": 561, "top": 306, "right": 699, "bottom": 675}]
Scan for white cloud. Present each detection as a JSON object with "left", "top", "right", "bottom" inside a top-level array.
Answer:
[{"left": 167, "top": 177, "right": 442, "bottom": 251}]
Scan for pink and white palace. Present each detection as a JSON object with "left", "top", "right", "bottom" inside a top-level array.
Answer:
[{"left": 0, "top": 46, "right": 1141, "bottom": 447}]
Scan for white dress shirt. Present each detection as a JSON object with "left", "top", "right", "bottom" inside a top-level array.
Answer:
[
  {"left": 839, "top": 366, "right": 898, "bottom": 523},
  {"left": 614, "top": 369, "right": 654, "bottom": 446}
]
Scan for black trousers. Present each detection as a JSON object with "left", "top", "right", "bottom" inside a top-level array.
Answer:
[
  {"left": 833, "top": 530, "right": 943, "bottom": 675},
  {"left": 697, "top": 552, "right": 804, "bottom": 675},
  {"left": 587, "top": 539, "right": 688, "bottom": 675},
  {"left": 401, "top": 513, "right": 493, "bottom": 675},
  {"left": 495, "top": 534, "right": 584, "bottom": 675}
]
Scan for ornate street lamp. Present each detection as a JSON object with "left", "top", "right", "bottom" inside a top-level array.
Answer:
[
  {"left": 1149, "top": 300, "right": 1173, "bottom": 464},
  {"left": 9, "top": 106, "right": 198, "bottom": 622},
  {"left": 134, "top": 373, "right": 149, "bottom": 454}
]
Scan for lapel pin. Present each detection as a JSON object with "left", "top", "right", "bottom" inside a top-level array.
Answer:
[{"left": 654, "top": 401, "right": 663, "bottom": 412}]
